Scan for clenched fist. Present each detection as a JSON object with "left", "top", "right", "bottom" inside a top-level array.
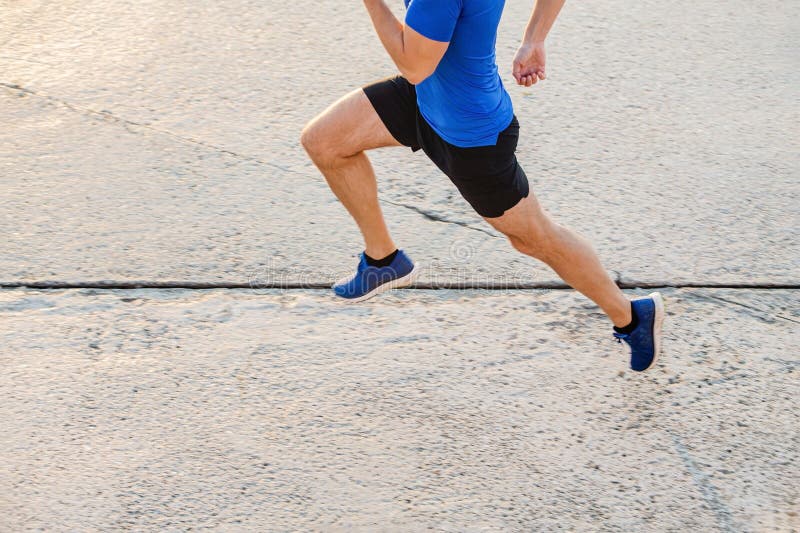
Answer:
[{"left": 512, "top": 41, "right": 547, "bottom": 87}]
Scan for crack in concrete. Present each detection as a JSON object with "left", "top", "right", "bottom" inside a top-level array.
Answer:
[
  {"left": 670, "top": 433, "right": 737, "bottom": 533},
  {"left": 0, "top": 280, "right": 569, "bottom": 290},
  {"left": 693, "top": 293, "right": 800, "bottom": 324},
  {"left": 0, "top": 82, "right": 288, "bottom": 176},
  {"left": 383, "top": 200, "right": 500, "bottom": 238},
  {"left": 1, "top": 281, "right": 799, "bottom": 291}
]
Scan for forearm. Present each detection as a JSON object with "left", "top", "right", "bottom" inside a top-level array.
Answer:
[
  {"left": 362, "top": 0, "right": 414, "bottom": 76},
  {"left": 523, "top": 0, "right": 565, "bottom": 43}
]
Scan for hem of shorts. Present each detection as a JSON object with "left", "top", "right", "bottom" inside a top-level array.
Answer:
[{"left": 479, "top": 187, "right": 531, "bottom": 219}]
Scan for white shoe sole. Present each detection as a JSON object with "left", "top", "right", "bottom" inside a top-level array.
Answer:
[
  {"left": 334, "top": 264, "right": 420, "bottom": 304},
  {"left": 643, "top": 291, "right": 665, "bottom": 371}
]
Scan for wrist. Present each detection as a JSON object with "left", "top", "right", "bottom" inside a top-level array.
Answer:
[
  {"left": 523, "top": 28, "right": 546, "bottom": 43},
  {"left": 523, "top": 37, "right": 546, "bottom": 47}
]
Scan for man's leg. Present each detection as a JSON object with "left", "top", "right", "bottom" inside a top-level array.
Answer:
[
  {"left": 300, "top": 88, "right": 400, "bottom": 259},
  {"left": 485, "top": 194, "right": 632, "bottom": 328}
]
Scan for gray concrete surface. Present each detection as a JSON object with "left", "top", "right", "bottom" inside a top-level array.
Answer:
[
  {"left": 0, "top": 288, "right": 798, "bottom": 531},
  {"left": 2, "top": 0, "right": 799, "bottom": 530},
  {"left": 1, "top": 0, "right": 798, "bottom": 285}
]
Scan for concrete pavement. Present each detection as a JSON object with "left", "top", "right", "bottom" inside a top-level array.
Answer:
[
  {"left": 1, "top": 288, "right": 798, "bottom": 530},
  {"left": 1, "top": 0, "right": 798, "bottom": 530}
]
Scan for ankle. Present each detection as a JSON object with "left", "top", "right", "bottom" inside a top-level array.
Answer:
[
  {"left": 365, "top": 249, "right": 399, "bottom": 267},
  {"left": 365, "top": 244, "right": 397, "bottom": 260},
  {"left": 613, "top": 301, "right": 638, "bottom": 334}
]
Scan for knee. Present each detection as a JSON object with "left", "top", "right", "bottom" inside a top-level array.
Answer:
[
  {"left": 301, "top": 121, "right": 338, "bottom": 164},
  {"left": 507, "top": 225, "right": 558, "bottom": 261},
  {"left": 300, "top": 122, "right": 326, "bottom": 161},
  {"left": 508, "top": 233, "right": 539, "bottom": 258}
]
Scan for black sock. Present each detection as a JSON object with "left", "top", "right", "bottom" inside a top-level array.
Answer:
[
  {"left": 365, "top": 249, "right": 399, "bottom": 268},
  {"left": 613, "top": 302, "right": 639, "bottom": 334}
]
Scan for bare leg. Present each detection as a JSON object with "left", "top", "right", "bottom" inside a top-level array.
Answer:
[
  {"left": 301, "top": 89, "right": 401, "bottom": 259},
  {"left": 485, "top": 194, "right": 632, "bottom": 327}
]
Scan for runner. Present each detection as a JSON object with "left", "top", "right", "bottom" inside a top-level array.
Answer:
[{"left": 300, "top": 0, "right": 664, "bottom": 371}]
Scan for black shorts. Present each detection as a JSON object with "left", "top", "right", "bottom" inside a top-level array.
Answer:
[{"left": 363, "top": 75, "right": 529, "bottom": 218}]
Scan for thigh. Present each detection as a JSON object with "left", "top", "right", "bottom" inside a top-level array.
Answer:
[{"left": 303, "top": 87, "right": 402, "bottom": 158}]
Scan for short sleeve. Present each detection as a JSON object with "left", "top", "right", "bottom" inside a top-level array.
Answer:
[{"left": 405, "top": 0, "right": 462, "bottom": 43}]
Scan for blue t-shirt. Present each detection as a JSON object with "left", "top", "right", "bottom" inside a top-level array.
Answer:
[{"left": 404, "top": 0, "right": 513, "bottom": 148}]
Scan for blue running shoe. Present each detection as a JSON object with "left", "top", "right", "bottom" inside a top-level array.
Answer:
[
  {"left": 332, "top": 249, "right": 418, "bottom": 302},
  {"left": 614, "top": 292, "right": 665, "bottom": 372}
]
